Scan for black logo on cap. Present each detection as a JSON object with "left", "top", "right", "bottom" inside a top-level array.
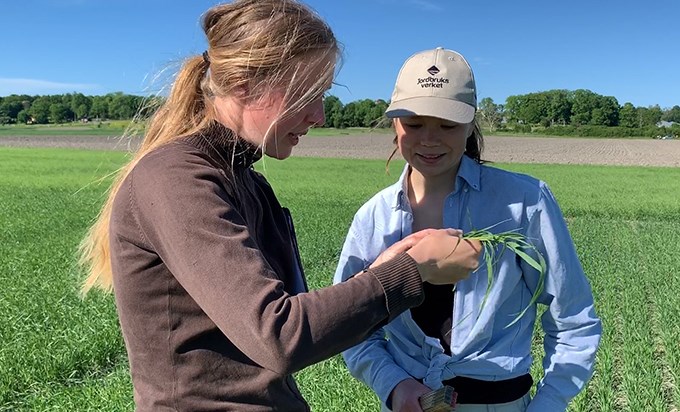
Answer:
[{"left": 427, "top": 66, "right": 440, "bottom": 75}]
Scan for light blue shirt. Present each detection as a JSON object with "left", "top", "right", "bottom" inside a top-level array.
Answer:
[{"left": 333, "top": 156, "right": 601, "bottom": 411}]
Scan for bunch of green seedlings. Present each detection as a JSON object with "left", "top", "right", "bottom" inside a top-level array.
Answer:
[{"left": 459, "top": 223, "right": 547, "bottom": 328}]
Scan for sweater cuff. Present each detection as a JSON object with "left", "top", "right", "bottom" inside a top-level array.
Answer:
[{"left": 366, "top": 252, "right": 423, "bottom": 321}]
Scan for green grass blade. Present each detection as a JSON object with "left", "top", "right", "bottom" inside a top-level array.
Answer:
[{"left": 464, "top": 228, "right": 547, "bottom": 328}]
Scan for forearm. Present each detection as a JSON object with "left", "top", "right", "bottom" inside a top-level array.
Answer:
[{"left": 251, "top": 253, "right": 423, "bottom": 374}]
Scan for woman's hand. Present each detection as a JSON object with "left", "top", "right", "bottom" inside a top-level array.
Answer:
[
  {"left": 406, "top": 230, "right": 482, "bottom": 285},
  {"left": 389, "top": 378, "right": 431, "bottom": 412},
  {"left": 369, "top": 228, "right": 462, "bottom": 269}
]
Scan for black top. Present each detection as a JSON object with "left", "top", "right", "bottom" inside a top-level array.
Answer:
[{"left": 410, "top": 282, "right": 455, "bottom": 355}]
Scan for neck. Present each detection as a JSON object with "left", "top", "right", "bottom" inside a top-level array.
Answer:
[
  {"left": 213, "top": 96, "right": 255, "bottom": 145},
  {"left": 407, "top": 166, "right": 459, "bottom": 206}
]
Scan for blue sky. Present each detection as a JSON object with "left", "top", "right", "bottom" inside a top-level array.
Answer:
[{"left": 1, "top": 0, "right": 678, "bottom": 108}]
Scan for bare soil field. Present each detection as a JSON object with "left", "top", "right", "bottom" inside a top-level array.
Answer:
[{"left": 1, "top": 134, "right": 679, "bottom": 167}]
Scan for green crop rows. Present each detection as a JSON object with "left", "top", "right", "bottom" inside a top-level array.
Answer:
[{"left": 1, "top": 147, "right": 678, "bottom": 411}]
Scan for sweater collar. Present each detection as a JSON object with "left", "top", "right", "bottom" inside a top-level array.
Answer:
[{"left": 184, "top": 123, "right": 262, "bottom": 169}]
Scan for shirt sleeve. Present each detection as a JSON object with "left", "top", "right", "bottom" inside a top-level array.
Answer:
[
  {"left": 128, "top": 153, "right": 423, "bottom": 376},
  {"left": 333, "top": 216, "right": 414, "bottom": 408},
  {"left": 523, "top": 183, "right": 603, "bottom": 412}
]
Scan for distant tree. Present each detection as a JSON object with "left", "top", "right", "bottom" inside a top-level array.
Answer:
[
  {"left": 323, "top": 95, "right": 343, "bottom": 128},
  {"left": 477, "top": 97, "right": 504, "bottom": 132},
  {"left": 108, "top": 92, "right": 138, "bottom": 119},
  {"left": 570, "top": 89, "right": 599, "bottom": 125},
  {"left": 619, "top": 102, "right": 637, "bottom": 128},
  {"left": 91, "top": 95, "right": 109, "bottom": 119},
  {"left": 545, "top": 89, "right": 571, "bottom": 125},
  {"left": 662, "top": 105, "right": 680, "bottom": 123},
  {"left": 505, "top": 93, "right": 547, "bottom": 125},
  {"left": 60, "top": 94, "right": 72, "bottom": 109},
  {"left": 75, "top": 104, "right": 89, "bottom": 120},
  {"left": 637, "top": 105, "right": 663, "bottom": 127},
  {"left": 29, "top": 97, "right": 51, "bottom": 124},
  {"left": 49, "top": 103, "right": 71, "bottom": 123},
  {"left": 352, "top": 99, "right": 378, "bottom": 127},
  {"left": 0, "top": 98, "right": 24, "bottom": 121},
  {"left": 522, "top": 93, "right": 548, "bottom": 124},
  {"left": 20, "top": 96, "right": 32, "bottom": 111},
  {"left": 590, "top": 96, "right": 619, "bottom": 126},
  {"left": 503, "top": 95, "right": 522, "bottom": 124},
  {"left": 341, "top": 102, "right": 358, "bottom": 128},
  {"left": 17, "top": 109, "right": 30, "bottom": 124},
  {"left": 70, "top": 93, "right": 91, "bottom": 120},
  {"left": 368, "top": 99, "right": 389, "bottom": 128}
]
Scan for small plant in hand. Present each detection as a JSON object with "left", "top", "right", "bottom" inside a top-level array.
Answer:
[{"left": 458, "top": 221, "right": 547, "bottom": 327}]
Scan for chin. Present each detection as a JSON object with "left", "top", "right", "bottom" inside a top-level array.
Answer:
[{"left": 265, "top": 149, "right": 293, "bottom": 160}]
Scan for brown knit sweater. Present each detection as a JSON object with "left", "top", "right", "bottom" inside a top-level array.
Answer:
[{"left": 109, "top": 127, "right": 424, "bottom": 411}]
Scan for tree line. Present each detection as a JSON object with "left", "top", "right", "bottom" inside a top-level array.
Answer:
[
  {"left": 1, "top": 90, "right": 678, "bottom": 138},
  {"left": 477, "top": 89, "right": 680, "bottom": 138},
  {"left": 0, "top": 92, "right": 156, "bottom": 125},
  {"left": 0, "top": 92, "right": 387, "bottom": 128}
]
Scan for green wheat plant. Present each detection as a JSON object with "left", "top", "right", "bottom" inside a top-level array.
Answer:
[{"left": 462, "top": 222, "right": 547, "bottom": 327}]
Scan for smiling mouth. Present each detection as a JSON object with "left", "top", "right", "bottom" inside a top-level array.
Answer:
[{"left": 417, "top": 153, "right": 445, "bottom": 160}]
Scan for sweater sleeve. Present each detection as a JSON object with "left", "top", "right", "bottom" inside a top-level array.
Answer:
[{"left": 127, "top": 152, "right": 423, "bottom": 375}]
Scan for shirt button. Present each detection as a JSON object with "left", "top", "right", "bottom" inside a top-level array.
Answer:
[{"left": 463, "top": 188, "right": 468, "bottom": 193}]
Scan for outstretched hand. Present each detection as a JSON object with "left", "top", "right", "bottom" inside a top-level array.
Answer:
[
  {"left": 370, "top": 229, "right": 462, "bottom": 270},
  {"left": 406, "top": 230, "right": 482, "bottom": 285}
]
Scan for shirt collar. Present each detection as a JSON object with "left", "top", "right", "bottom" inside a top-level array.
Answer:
[
  {"left": 393, "top": 155, "right": 482, "bottom": 210},
  {"left": 458, "top": 154, "right": 481, "bottom": 192}
]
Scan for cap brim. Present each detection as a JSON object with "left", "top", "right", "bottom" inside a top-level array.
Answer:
[{"left": 385, "top": 97, "right": 475, "bottom": 124}]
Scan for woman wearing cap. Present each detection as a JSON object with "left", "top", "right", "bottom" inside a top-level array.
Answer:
[{"left": 334, "top": 48, "right": 601, "bottom": 412}]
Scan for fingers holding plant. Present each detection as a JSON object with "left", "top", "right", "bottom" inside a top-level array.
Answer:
[
  {"left": 406, "top": 230, "right": 482, "bottom": 285},
  {"left": 370, "top": 228, "right": 463, "bottom": 270}
]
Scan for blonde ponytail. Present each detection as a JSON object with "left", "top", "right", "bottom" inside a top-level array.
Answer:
[{"left": 79, "top": 55, "right": 211, "bottom": 294}]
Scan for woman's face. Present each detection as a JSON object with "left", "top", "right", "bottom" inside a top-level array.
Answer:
[
  {"left": 237, "top": 55, "right": 332, "bottom": 160},
  {"left": 395, "top": 115, "right": 473, "bottom": 180}
]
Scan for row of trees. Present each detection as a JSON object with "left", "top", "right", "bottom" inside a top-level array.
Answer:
[
  {"left": 0, "top": 92, "right": 151, "bottom": 125},
  {"left": 0, "top": 92, "right": 388, "bottom": 128},
  {"left": 322, "top": 96, "right": 388, "bottom": 128},
  {"left": 2, "top": 90, "right": 678, "bottom": 135},
  {"left": 477, "top": 89, "right": 680, "bottom": 133}
]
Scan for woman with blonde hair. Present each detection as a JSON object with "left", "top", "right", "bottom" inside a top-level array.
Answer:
[{"left": 79, "top": 2, "right": 481, "bottom": 410}]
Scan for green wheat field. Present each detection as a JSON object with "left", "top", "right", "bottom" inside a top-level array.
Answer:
[{"left": 1, "top": 147, "right": 679, "bottom": 411}]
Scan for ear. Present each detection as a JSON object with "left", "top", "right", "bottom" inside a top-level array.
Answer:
[{"left": 232, "top": 84, "right": 250, "bottom": 98}]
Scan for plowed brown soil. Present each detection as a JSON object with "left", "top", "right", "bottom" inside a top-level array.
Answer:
[{"left": 2, "top": 134, "right": 679, "bottom": 167}]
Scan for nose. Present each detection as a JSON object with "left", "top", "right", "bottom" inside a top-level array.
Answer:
[
  {"left": 306, "top": 97, "right": 325, "bottom": 127},
  {"left": 420, "top": 127, "right": 440, "bottom": 146}
]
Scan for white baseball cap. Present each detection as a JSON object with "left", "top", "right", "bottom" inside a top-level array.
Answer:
[{"left": 385, "top": 47, "right": 477, "bottom": 123}]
